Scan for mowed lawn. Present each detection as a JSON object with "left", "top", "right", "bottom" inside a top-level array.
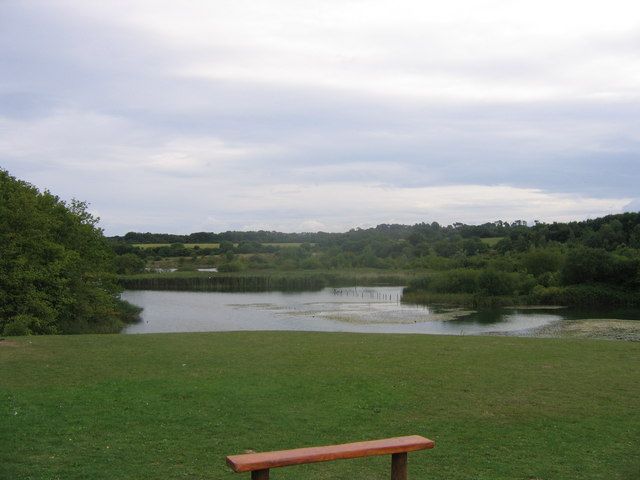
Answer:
[{"left": 1, "top": 332, "right": 638, "bottom": 480}]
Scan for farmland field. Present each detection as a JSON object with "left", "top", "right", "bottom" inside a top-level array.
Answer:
[
  {"left": 134, "top": 243, "right": 221, "bottom": 249},
  {"left": 479, "top": 237, "right": 504, "bottom": 246},
  {"left": 133, "top": 243, "right": 309, "bottom": 249}
]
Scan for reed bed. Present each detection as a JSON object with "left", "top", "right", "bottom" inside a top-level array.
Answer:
[{"left": 118, "top": 271, "right": 413, "bottom": 292}]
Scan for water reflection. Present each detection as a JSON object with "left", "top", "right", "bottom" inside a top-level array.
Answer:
[{"left": 121, "top": 287, "right": 579, "bottom": 336}]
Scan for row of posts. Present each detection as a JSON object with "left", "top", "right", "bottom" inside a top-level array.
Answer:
[{"left": 332, "top": 288, "right": 400, "bottom": 302}]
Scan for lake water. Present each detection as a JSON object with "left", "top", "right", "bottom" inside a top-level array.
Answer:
[{"left": 121, "top": 287, "right": 640, "bottom": 338}]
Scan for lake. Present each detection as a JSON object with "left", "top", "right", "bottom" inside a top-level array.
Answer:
[{"left": 121, "top": 287, "right": 640, "bottom": 339}]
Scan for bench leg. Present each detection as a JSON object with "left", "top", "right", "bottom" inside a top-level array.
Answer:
[
  {"left": 251, "top": 469, "right": 269, "bottom": 480},
  {"left": 391, "top": 452, "right": 407, "bottom": 480}
]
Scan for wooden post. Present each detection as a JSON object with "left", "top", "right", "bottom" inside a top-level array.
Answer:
[
  {"left": 251, "top": 469, "right": 269, "bottom": 480},
  {"left": 391, "top": 452, "right": 407, "bottom": 480}
]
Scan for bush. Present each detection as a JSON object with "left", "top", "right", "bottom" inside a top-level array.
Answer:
[
  {"left": 114, "top": 253, "right": 145, "bottom": 274},
  {"left": 2, "top": 314, "right": 40, "bottom": 336},
  {"left": 478, "top": 270, "right": 514, "bottom": 295},
  {"left": 529, "top": 284, "right": 640, "bottom": 306},
  {"left": 218, "top": 261, "right": 242, "bottom": 272},
  {"left": 522, "top": 248, "right": 563, "bottom": 276},
  {"left": 0, "top": 170, "right": 140, "bottom": 335},
  {"left": 561, "top": 247, "right": 611, "bottom": 285},
  {"left": 428, "top": 269, "right": 479, "bottom": 293}
]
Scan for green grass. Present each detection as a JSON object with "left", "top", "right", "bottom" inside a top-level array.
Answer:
[
  {"left": 133, "top": 243, "right": 308, "bottom": 249},
  {"left": 261, "top": 242, "right": 314, "bottom": 247},
  {"left": 480, "top": 237, "right": 504, "bottom": 246},
  {"left": 134, "top": 243, "right": 221, "bottom": 249},
  {"left": 1, "top": 333, "right": 639, "bottom": 480}
]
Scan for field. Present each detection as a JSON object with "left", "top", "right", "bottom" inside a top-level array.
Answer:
[
  {"left": 134, "top": 243, "right": 221, "bottom": 249},
  {"left": 261, "top": 242, "right": 312, "bottom": 247},
  {"left": 479, "top": 237, "right": 504, "bottom": 246},
  {"left": 1, "top": 332, "right": 638, "bottom": 480},
  {"left": 133, "top": 243, "right": 307, "bottom": 249}
]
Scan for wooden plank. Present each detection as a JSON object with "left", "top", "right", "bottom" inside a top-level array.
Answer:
[
  {"left": 391, "top": 452, "right": 407, "bottom": 480},
  {"left": 226, "top": 435, "right": 434, "bottom": 473}
]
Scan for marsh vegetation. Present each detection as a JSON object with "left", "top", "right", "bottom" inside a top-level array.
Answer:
[{"left": 115, "top": 213, "right": 640, "bottom": 310}]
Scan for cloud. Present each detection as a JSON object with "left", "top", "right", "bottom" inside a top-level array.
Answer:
[
  {"left": 0, "top": 1, "right": 639, "bottom": 234},
  {"left": 624, "top": 199, "right": 640, "bottom": 212},
  {"left": 97, "top": 182, "right": 631, "bottom": 234}
]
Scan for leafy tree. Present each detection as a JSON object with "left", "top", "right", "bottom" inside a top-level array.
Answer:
[
  {"left": 561, "top": 247, "right": 612, "bottom": 285},
  {"left": 0, "top": 170, "right": 139, "bottom": 335},
  {"left": 114, "top": 253, "right": 146, "bottom": 275},
  {"left": 433, "top": 239, "right": 461, "bottom": 258},
  {"left": 522, "top": 248, "right": 563, "bottom": 276},
  {"left": 629, "top": 225, "right": 640, "bottom": 249},
  {"left": 478, "top": 270, "right": 514, "bottom": 296},
  {"left": 462, "top": 238, "right": 487, "bottom": 256}
]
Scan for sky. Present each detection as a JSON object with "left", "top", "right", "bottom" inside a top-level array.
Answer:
[{"left": 1, "top": 0, "right": 639, "bottom": 235}]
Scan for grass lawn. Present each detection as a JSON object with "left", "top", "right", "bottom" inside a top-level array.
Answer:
[{"left": 1, "top": 332, "right": 638, "bottom": 480}]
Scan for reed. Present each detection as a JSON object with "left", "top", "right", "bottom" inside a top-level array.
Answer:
[{"left": 118, "top": 271, "right": 414, "bottom": 292}]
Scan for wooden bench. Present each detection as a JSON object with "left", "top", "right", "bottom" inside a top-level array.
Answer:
[{"left": 226, "top": 435, "right": 434, "bottom": 479}]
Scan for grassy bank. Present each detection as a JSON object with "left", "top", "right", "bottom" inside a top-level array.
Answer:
[
  {"left": 1, "top": 332, "right": 639, "bottom": 480},
  {"left": 119, "top": 269, "right": 417, "bottom": 291}
]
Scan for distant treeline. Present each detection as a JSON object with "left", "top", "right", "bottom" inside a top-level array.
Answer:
[
  {"left": 111, "top": 230, "right": 329, "bottom": 244},
  {"left": 111, "top": 213, "right": 640, "bottom": 254},
  {"left": 112, "top": 213, "right": 640, "bottom": 306}
]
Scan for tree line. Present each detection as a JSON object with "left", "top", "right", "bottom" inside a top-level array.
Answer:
[{"left": 113, "top": 213, "right": 640, "bottom": 306}]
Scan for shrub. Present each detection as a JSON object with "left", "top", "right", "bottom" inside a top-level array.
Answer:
[
  {"left": 2, "top": 314, "right": 40, "bottom": 336},
  {"left": 0, "top": 170, "right": 140, "bottom": 335},
  {"left": 218, "top": 261, "right": 242, "bottom": 272},
  {"left": 428, "top": 269, "right": 479, "bottom": 293},
  {"left": 478, "top": 270, "right": 514, "bottom": 295}
]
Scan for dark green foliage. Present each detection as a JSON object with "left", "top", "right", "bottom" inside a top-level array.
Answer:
[
  {"left": 429, "top": 269, "right": 479, "bottom": 293},
  {"left": 0, "top": 170, "right": 140, "bottom": 335},
  {"left": 562, "top": 247, "right": 612, "bottom": 284},
  {"left": 217, "top": 261, "right": 243, "bottom": 273},
  {"left": 561, "top": 247, "right": 640, "bottom": 287},
  {"left": 530, "top": 284, "right": 640, "bottom": 307},
  {"left": 119, "top": 270, "right": 412, "bottom": 292},
  {"left": 522, "top": 247, "right": 563, "bottom": 276},
  {"left": 433, "top": 238, "right": 461, "bottom": 257},
  {"left": 406, "top": 269, "right": 535, "bottom": 299},
  {"left": 478, "top": 270, "right": 515, "bottom": 295},
  {"left": 461, "top": 237, "right": 487, "bottom": 256},
  {"left": 114, "top": 211, "right": 640, "bottom": 306},
  {"left": 114, "top": 253, "right": 146, "bottom": 274}
]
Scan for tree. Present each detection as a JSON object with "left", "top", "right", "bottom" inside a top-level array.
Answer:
[
  {"left": 0, "top": 170, "right": 140, "bottom": 335},
  {"left": 522, "top": 247, "right": 562, "bottom": 276},
  {"left": 561, "top": 247, "right": 611, "bottom": 285},
  {"left": 114, "top": 253, "right": 146, "bottom": 275}
]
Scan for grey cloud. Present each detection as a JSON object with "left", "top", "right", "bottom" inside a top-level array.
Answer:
[{"left": 1, "top": 1, "right": 639, "bottom": 234}]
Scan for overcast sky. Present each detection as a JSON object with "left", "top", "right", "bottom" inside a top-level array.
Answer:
[{"left": 1, "top": 1, "right": 639, "bottom": 235}]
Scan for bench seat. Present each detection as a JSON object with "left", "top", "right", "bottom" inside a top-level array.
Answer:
[{"left": 226, "top": 435, "right": 434, "bottom": 473}]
